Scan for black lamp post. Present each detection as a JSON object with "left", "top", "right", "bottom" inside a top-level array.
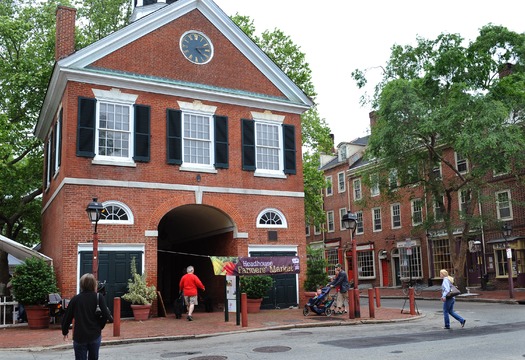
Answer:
[
  {"left": 342, "top": 212, "right": 358, "bottom": 316},
  {"left": 86, "top": 198, "right": 104, "bottom": 281},
  {"left": 502, "top": 223, "right": 514, "bottom": 299}
]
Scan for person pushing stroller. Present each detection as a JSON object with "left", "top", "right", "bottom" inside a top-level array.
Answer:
[{"left": 327, "top": 263, "right": 352, "bottom": 315}]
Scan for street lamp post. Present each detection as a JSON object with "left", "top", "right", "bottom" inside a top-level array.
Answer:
[
  {"left": 342, "top": 212, "right": 358, "bottom": 317},
  {"left": 502, "top": 223, "right": 514, "bottom": 299},
  {"left": 86, "top": 198, "right": 104, "bottom": 281}
]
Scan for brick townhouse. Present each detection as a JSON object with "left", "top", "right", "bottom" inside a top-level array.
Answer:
[
  {"left": 35, "top": 0, "right": 311, "bottom": 316},
  {"left": 312, "top": 114, "right": 525, "bottom": 292}
]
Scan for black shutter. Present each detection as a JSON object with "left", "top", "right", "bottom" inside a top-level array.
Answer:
[
  {"left": 77, "top": 97, "right": 96, "bottom": 157},
  {"left": 214, "top": 115, "right": 228, "bottom": 169},
  {"left": 57, "top": 108, "right": 62, "bottom": 168},
  {"left": 166, "top": 109, "right": 182, "bottom": 165},
  {"left": 241, "top": 119, "right": 256, "bottom": 171},
  {"left": 134, "top": 105, "right": 150, "bottom": 162},
  {"left": 283, "top": 124, "right": 296, "bottom": 175}
]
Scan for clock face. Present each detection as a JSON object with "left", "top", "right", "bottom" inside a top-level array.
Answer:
[{"left": 180, "top": 31, "right": 214, "bottom": 64}]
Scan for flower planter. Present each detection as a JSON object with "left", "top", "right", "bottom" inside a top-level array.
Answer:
[
  {"left": 26, "top": 305, "right": 50, "bottom": 329},
  {"left": 246, "top": 298, "right": 263, "bottom": 313},
  {"left": 131, "top": 304, "right": 151, "bottom": 321}
]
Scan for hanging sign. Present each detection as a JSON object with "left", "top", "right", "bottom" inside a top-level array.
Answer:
[{"left": 211, "top": 256, "right": 300, "bottom": 276}]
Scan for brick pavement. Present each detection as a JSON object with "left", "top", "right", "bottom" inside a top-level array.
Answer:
[{"left": 0, "top": 287, "right": 523, "bottom": 351}]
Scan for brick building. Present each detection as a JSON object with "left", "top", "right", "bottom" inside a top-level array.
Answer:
[
  {"left": 313, "top": 114, "right": 525, "bottom": 293},
  {"left": 34, "top": 0, "right": 311, "bottom": 315}
]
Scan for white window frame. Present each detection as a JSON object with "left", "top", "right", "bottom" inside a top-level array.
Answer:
[
  {"left": 458, "top": 189, "right": 471, "bottom": 218},
  {"left": 339, "top": 208, "right": 347, "bottom": 230},
  {"left": 337, "top": 171, "right": 346, "bottom": 193},
  {"left": 92, "top": 89, "right": 138, "bottom": 166},
  {"left": 433, "top": 195, "right": 445, "bottom": 222},
  {"left": 356, "top": 211, "right": 364, "bottom": 235},
  {"left": 305, "top": 224, "right": 310, "bottom": 237},
  {"left": 455, "top": 152, "right": 468, "bottom": 174},
  {"left": 372, "top": 207, "right": 382, "bottom": 232},
  {"left": 411, "top": 198, "right": 423, "bottom": 225},
  {"left": 391, "top": 203, "right": 401, "bottom": 229},
  {"left": 353, "top": 178, "right": 362, "bottom": 201},
  {"left": 314, "top": 224, "right": 322, "bottom": 235},
  {"left": 370, "top": 174, "right": 380, "bottom": 197},
  {"left": 178, "top": 101, "right": 218, "bottom": 173},
  {"left": 388, "top": 169, "right": 398, "bottom": 190},
  {"left": 99, "top": 201, "right": 134, "bottom": 225},
  {"left": 251, "top": 111, "right": 285, "bottom": 178},
  {"left": 326, "top": 210, "right": 335, "bottom": 233},
  {"left": 256, "top": 208, "right": 288, "bottom": 228},
  {"left": 496, "top": 190, "right": 513, "bottom": 220},
  {"left": 326, "top": 175, "right": 333, "bottom": 196}
]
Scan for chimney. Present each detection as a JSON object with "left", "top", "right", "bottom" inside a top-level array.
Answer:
[
  {"left": 55, "top": 6, "right": 76, "bottom": 61},
  {"left": 369, "top": 111, "right": 377, "bottom": 133}
]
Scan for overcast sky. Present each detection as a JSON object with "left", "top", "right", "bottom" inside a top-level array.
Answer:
[{"left": 214, "top": 0, "right": 525, "bottom": 145}]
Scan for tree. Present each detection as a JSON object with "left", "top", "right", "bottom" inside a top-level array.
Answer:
[
  {"left": 352, "top": 25, "right": 525, "bottom": 288},
  {"left": 0, "top": 0, "right": 129, "bottom": 285},
  {"left": 231, "top": 14, "right": 333, "bottom": 227}
]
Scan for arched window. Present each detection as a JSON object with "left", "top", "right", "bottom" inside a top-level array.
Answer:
[
  {"left": 100, "top": 201, "right": 134, "bottom": 224},
  {"left": 256, "top": 208, "right": 287, "bottom": 228}
]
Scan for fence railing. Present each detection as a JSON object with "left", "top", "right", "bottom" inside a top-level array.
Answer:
[{"left": 0, "top": 296, "right": 18, "bottom": 327}]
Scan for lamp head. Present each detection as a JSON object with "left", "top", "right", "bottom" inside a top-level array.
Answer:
[
  {"left": 342, "top": 212, "right": 357, "bottom": 230},
  {"left": 86, "top": 197, "right": 104, "bottom": 223},
  {"left": 502, "top": 223, "right": 512, "bottom": 237}
]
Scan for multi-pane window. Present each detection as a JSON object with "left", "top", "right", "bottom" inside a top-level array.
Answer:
[
  {"left": 305, "top": 224, "right": 310, "bottom": 237},
  {"left": 314, "top": 224, "right": 321, "bottom": 235},
  {"left": 399, "top": 246, "right": 423, "bottom": 279},
  {"left": 455, "top": 152, "right": 468, "bottom": 174},
  {"left": 495, "top": 248, "right": 514, "bottom": 277},
  {"left": 358, "top": 250, "right": 375, "bottom": 278},
  {"left": 388, "top": 169, "right": 398, "bottom": 190},
  {"left": 431, "top": 238, "right": 452, "bottom": 277},
  {"left": 183, "top": 113, "right": 212, "bottom": 165},
  {"left": 356, "top": 211, "right": 364, "bottom": 234},
  {"left": 325, "top": 176, "right": 333, "bottom": 196},
  {"left": 325, "top": 248, "right": 339, "bottom": 277},
  {"left": 372, "top": 208, "right": 382, "bottom": 232},
  {"left": 256, "top": 122, "right": 280, "bottom": 170},
  {"left": 391, "top": 203, "right": 401, "bottom": 228},
  {"left": 257, "top": 209, "right": 287, "bottom": 228},
  {"left": 432, "top": 163, "right": 442, "bottom": 179},
  {"left": 458, "top": 189, "right": 471, "bottom": 217},
  {"left": 434, "top": 196, "right": 445, "bottom": 222},
  {"left": 496, "top": 190, "right": 512, "bottom": 220},
  {"left": 98, "top": 102, "right": 131, "bottom": 159},
  {"left": 100, "top": 201, "right": 133, "bottom": 224},
  {"left": 411, "top": 199, "right": 423, "bottom": 225},
  {"left": 339, "top": 208, "right": 347, "bottom": 230},
  {"left": 353, "top": 178, "right": 362, "bottom": 200},
  {"left": 370, "top": 174, "right": 380, "bottom": 197},
  {"left": 326, "top": 210, "right": 335, "bottom": 232},
  {"left": 337, "top": 172, "right": 346, "bottom": 193}
]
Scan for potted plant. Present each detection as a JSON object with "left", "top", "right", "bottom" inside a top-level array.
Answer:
[
  {"left": 239, "top": 275, "right": 273, "bottom": 313},
  {"left": 10, "top": 257, "right": 59, "bottom": 329},
  {"left": 122, "top": 258, "right": 157, "bottom": 320},
  {"left": 303, "top": 246, "right": 330, "bottom": 302}
]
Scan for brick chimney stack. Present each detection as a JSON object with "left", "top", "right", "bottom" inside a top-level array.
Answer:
[
  {"left": 55, "top": 6, "right": 76, "bottom": 61},
  {"left": 369, "top": 111, "right": 377, "bottom": 133}
]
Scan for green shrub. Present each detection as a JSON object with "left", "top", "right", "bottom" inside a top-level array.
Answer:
[
  {"left": 122, "top": 258, "right": 157, "bottom": 305},
  {"left": 303, "top": 246, "right": 330, "bottom": 291},
  {"left": 240, "top": 275, "right": 273, "bottom": 299},
  {"left": 11, "top": 257, "right": 59, "bottom": 305}
]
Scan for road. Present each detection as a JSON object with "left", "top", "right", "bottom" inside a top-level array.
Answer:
[{"left": 2, "top": 299, "right": 524, "bottom": 359}]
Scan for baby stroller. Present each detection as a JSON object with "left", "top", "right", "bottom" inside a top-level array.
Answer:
[{"left": 303, "top": 286, "right": 335, "bottom": 317}]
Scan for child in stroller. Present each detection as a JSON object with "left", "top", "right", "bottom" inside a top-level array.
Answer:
[{"left": 303, "top": 286, "right": 335, "bottom": 316}]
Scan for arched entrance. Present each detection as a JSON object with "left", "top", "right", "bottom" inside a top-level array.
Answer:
[{"left": 157, "top": 204, "right": 236, "bottom": 312}]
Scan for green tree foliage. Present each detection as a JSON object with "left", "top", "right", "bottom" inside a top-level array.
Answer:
[
  {"left": 303, "top": 246, "right": 330, "bottom": 291},
  {"left": 231, "top": 14, "right": 333, "bottom": 227},
  {"left": 352, "top": 25, "right": 525, "bottom": 287},
  {"left": 0, "top": 0, "right": 130, "bottom": 284}
]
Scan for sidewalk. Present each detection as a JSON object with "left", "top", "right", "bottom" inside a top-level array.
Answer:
[{"left": 1, "top": 288, "right": 523, "bottom": 351}]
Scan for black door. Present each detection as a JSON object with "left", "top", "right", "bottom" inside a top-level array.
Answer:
[
  {"left": 80, "top": 251, "right": 142, "bottom": 317},
  {"left": 249, "top": 251, "right": 297, "bottom": 309}
]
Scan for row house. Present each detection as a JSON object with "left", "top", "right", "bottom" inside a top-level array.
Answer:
[
  {"left": 313, "top": 118, "right": 525, "bottom": 292},
  {"left": 35, "top": 0, "right": 311, "bottom": 316}
]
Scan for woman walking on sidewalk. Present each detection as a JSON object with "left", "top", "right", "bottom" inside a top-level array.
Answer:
[{"left": 440, "top": 269, "right": 466, "bottom": 329}]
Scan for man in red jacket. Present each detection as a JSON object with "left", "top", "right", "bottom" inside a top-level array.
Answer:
[{"left": 179, "top": 265, "right": 205, "bottom": 321}]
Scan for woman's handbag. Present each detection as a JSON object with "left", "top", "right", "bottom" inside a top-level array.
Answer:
[{"left": 447, "top": 284, "right": 461, "bottom": 298}]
